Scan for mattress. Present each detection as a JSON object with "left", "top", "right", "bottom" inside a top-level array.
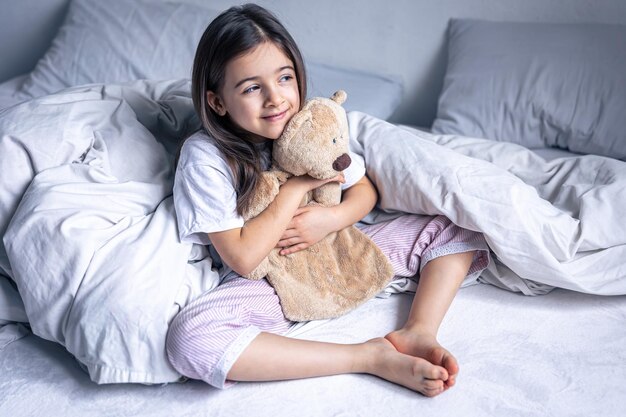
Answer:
[{"left": 2, "top": 283, "right": 625, "bottom": 416}]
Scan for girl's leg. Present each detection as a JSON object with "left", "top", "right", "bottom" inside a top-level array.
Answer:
[
  {"left": 360, "top": 215, "right": 490, "bottom": 389},
  {"left": 229, "top": 332, "right": 450, "bottom": 397},
  {"left": 166, "top": 275, "right": 292, "bottom": 388},
  {"left": 385, "top": 251, "right": 474, "bottom": 389},
  {"left": 167, "top": 274, "right": 450, "bottom": 396}
]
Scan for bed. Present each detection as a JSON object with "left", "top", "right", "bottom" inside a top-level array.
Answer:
[{"left": 1, "top": 0, "right": 626, "bottom": 416}]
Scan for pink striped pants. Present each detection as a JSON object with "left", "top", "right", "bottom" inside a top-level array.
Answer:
[{"left": 166, "top": 214, "right": 489, "bottom": 388}]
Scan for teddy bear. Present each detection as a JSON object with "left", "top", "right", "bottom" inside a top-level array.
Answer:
[{"left": 241, "top": 90, "right": 394, "bottom": 322}]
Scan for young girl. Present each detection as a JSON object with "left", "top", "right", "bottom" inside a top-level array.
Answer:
[{"left": 166, "top": 3, "right": 489, "bottom": 397}]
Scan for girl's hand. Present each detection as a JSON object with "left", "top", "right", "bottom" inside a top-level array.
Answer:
[
  {"left": 277, "top": 205, "right": 339, "bottom": 255},
  {"left": 275, "top": 173, "right": 344, "bottom": 255}
]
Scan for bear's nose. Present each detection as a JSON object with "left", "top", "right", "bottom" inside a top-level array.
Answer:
[{"left": 332, "top": 153, "right": 352, "bottom": 171}]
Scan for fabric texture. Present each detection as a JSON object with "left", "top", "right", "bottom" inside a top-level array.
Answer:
[
  {"left": 0, "top": 74, "right": 27, "bottom": 109},
  {"left": 349, "top": 112, "right": 626, "bottom": 295},
  {"left": 1, "top": 79, "right": 216, "bottom": 384},
  {"left": 19, "top": 0, "right": 220, "bottom": 98},
  {"left": 361, "top": 215, "right": 489, "bottom": 280},
  {"left": 431, "top": 19, "right": 626, "bottom": 160},
  {"left": 16, "top": 0, "right": 402, "bottom": 119}
]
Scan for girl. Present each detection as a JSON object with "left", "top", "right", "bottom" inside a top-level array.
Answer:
[{"left": 166, "top": 3, "right": 489, "bottom": 397}]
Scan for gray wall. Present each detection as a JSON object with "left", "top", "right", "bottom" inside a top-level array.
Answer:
[
  {"left": 0, "top": 0, "right": 69, "bottom": 80},
  {"left": 2, "top": 0, "right": 626, "bottom": 126}
]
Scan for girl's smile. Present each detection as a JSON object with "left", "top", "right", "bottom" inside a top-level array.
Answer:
[{"left": 262, "top": 109, "right": 288, "bottom": 122}]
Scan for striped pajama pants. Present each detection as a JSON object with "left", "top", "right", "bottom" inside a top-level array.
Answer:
[{"left": 166, "top": 214, "right": 489, "bottom": 388}]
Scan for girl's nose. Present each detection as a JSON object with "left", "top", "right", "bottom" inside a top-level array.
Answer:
[{"left": 264, "top": 86, "right": 283, "bottom": 107}]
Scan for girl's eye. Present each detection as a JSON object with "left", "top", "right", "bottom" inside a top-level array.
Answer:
[
  {"left": 243, "top": 85, "right": 259, "bottom": 94},
  {"left": 279, "top": 74, "right": 293, "bottom": 83}
]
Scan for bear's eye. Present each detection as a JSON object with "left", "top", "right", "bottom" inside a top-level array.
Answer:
[{"left": 332, "top": 138, "right": 337, "bottom": 144}]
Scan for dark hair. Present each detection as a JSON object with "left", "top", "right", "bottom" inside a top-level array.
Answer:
[{"left": 190, "top": 3, "right": 307, "bottom": 215}]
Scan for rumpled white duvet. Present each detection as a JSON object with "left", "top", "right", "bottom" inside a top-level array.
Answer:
[{"left": 0, "top": 79, "right": 624, "bottom": 384}]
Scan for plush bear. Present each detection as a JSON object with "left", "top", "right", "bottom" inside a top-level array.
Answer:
[{"left": 241, "top": 90, "right": 394, "bottom": 321}]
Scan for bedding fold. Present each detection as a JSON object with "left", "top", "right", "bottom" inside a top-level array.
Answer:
[
  {"left": 349, "top": 112, "right": 626, "bottom": 295},
  {"left": 1, "top": 79, "right": 219, "bottom": 383}
]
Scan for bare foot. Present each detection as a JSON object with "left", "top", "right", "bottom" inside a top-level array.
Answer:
[
  {"left": 363, "top": 338, "right": 449, "bottom": 397},
  {"left": 385, "top": 328, "right": 459, "bottom": 389}
]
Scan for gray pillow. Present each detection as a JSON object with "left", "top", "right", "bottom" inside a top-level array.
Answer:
[
  {"left": 18, "top": 0, "right": 217, "bottom": 98},
  {"left": 307, "top": 62, "right": 402, "bottom": 120},
  {"left": 431, "top": 19, "right": 626, "bottom": 159},
  {"left": 18, "top": 0, "right": 402, "bottom": 119}
]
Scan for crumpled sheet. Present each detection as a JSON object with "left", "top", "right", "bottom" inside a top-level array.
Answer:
[{"left": 2, "top": 80, "right": 220, "bottom": 383}]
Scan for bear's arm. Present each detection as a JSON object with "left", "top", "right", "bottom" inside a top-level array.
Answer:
[
  {"left": 241, "top": 169, "right": 291, "bottom": 220},
  {"left": 312, "top": 182, "right": 342, "bottom": 206}
]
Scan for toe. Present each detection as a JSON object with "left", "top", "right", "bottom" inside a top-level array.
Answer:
[
  {"left": 443, "top": 354, "right": 459, "bottom": 376},
  {"left": 425, "top": 365, "right": 449, "bottom": 381},
  {"left": 445, "top": 374, "right": 457, "bottom": 388},
  {"left": 421, "top": 384, "right": 444, "bottom": 397},
  {"left": 423, "top": 378, "right": 444, "bottom": 390}
]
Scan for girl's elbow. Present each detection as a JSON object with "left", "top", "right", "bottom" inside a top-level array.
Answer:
[
  {"left": 229, "top": 260, "right": 251, "bottom": 277},
  {"left": 228, "top": 257, "right": 258, "bottom": 277},
  {"left": 214, "top": 236, "right": 266, "bottom": 277}
]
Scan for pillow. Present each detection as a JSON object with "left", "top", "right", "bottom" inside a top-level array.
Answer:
[
  {"left": 19, "top": 0, "right": 219, "bottom": 98},
  {"left": 0, "top": 74, "right": 27, "bottom": 110},
  {"left": 431, "top": 19, "right": 626, "bottom": 159},
  {"left": 307, "top": 62, "right": 402, "bottom": 120},
  {"left": 19, "top": 0, "right": 403, "bottom": 119}
]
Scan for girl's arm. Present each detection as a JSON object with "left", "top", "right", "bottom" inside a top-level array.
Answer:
[
  {"left": 331, "top": 174, "right": 378, "bottom": 229},
  {"left": 208, "top": 174, "right": 343, "bottom": 276},
  {"left": 277, "top": 175, "right": 378, "bottom": 255}
]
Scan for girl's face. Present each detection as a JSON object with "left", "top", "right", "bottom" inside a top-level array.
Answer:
[{"left": 207, "top": 42, "right": 300, "bottom": 142}]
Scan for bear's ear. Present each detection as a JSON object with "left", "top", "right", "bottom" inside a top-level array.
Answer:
[
  {"left": 330, "top": 90, "right": 347, "bottom": 105},
  {"left": 281, "top": 108, "right": 312, "bottom": 143}
]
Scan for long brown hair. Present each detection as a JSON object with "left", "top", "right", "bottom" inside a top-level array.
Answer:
[{"left": 189, "top": 3, "right": 307, "bottom": 215}]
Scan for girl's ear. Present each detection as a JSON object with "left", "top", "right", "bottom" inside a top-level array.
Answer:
[{"left": 206, "top": 91, "right": 227, "bottom": 116}]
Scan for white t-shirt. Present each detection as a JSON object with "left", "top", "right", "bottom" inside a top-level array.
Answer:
[{"left": 173, "top": 130, "right": 366, "bottom": 248}]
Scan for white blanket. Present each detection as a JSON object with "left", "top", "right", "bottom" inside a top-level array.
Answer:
[
  {"left": 348, "top": 113, "right": 626, "bottom": 295},
  {"left": 1, "top": 80, "right": 625, "bottom": 384},
  {"left": 1, "top": 80, "right": 220, "bottom": 383}
]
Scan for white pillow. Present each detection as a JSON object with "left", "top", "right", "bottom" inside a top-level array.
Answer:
[
  {"left": 19, "top": 0, "right": 402, "bottom": 119},
  {"left": 432, "top": 19, "right": 626, "bottom": 159}
]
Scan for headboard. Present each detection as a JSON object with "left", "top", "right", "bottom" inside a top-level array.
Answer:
[{"left": 1, "top": 0, "right": 625, "bottom": 126}]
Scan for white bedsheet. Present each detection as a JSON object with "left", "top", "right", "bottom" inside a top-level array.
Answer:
[
  {"left": 1, "top": 79, "right": 625, "bottom": 388},
  {"left": 1, "top": 284, "right": 625, "bottom": 417}
]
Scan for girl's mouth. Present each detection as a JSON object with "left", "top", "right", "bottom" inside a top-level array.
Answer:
[{"left": 262, "top": 110, "right": 287, "bottom": 122}]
